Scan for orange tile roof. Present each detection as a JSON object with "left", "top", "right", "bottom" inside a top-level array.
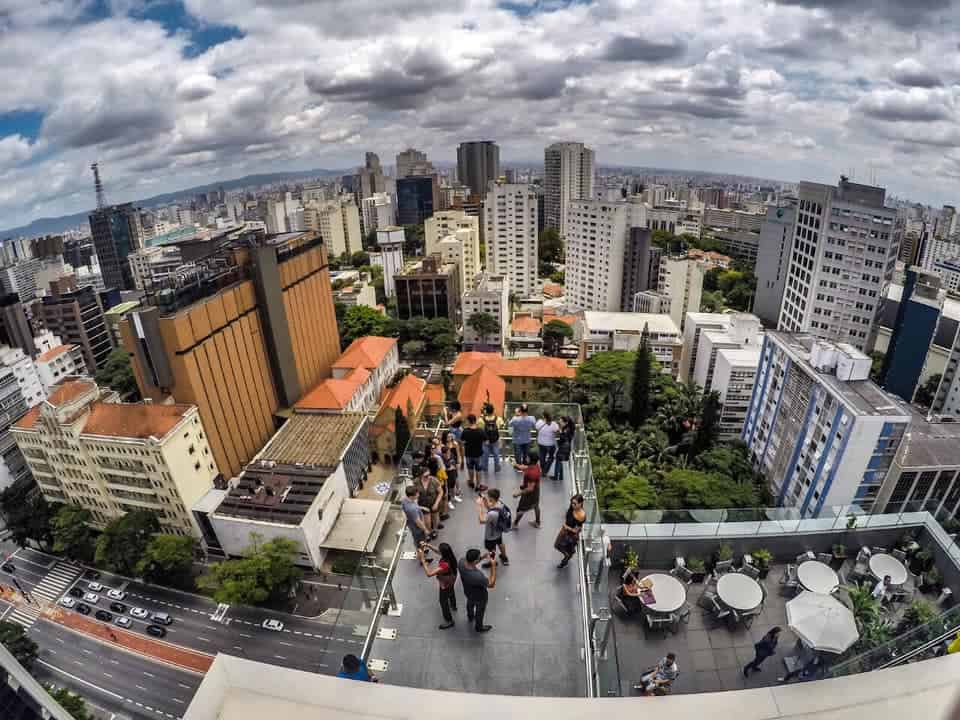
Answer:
[
  {"left": 295, "top": 368, "right": 370, "bottom": 411},
  {"left": 424, "top": 383, "right": 446, "bottom": 413},
  {"left": 47, "top": 379, "right": 97, "bottom": 407},
  {"left": 82, "top": 402, "right": 193, "bottom": 440},
  {"left": 37, "top": 344, "right": 72, "bottom": 363},
  {"left": 380, "top": 373, "right": 426, "bottom": 414},
  {"left": 511, "top": 315, "right": 541, "bottom": 334},
  {"left": 13, "top": 405, "right": 41, "bottom": 430},
  {"left": 543, "top": 282, "right": 564, "bottom": 298},
  {"left": 458, "top": 365, "right": 506, "bottom": 418},
  {"left": 333, "top": 336, "right": 397, "bottom": 371},
  {"left": 451, "top": 352, "right": 575, "bottom": 380}
]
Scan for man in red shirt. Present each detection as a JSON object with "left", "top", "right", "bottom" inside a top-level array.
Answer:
[{"left": 512, "top": 450, "right": 542, "bottom": 529}]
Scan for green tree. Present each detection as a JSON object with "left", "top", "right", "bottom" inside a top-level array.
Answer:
[
  {"left": 334, "top": 301, "right": 347, "bottom": 329},
  {"left": 694, "top": 442, "right": 754, "bottom": 482},
  {"left": 395, "top": 407, "right": 411, "bottom": 459},
  {"left": 401, "top": 340, "right": 426, "bottom": 357},
  {"left": 350, "top": 250, "right": 370, "bottom": 267},
  {"left": 93, "top": 349, "right": 140, "bottom": 400},
  {"left": 95, "top": 510, "right": 160, "bottom": 575},
  {"left": 915, "top": 373, "right": 941, "bottom": 408},
  {"left": 51, "top": 506, "right": 95, "bottom": 561},
  {"left": 577, "top": 350, "right": 634, "bottom": 417},
  {"left": 467, "top": 311, "right": 499, "bottom": 348},
  {"left": 700, "top": 290, "right": 725, "bottom": 312},
  {"left": 402, "top": 224, "right": 424, "bottom": 256},
  {"left": 703, "top": 266, "right": 723, "bottom": 292},
  {"left": 692, "top": 391, "right": 721, "bottom": 456},
  {"left": 630, "top": 325, "right": 652, "bottom": 427},
  {"left": 0, "top": 478, "right": 54, "bottom": 549},
  {"left": 549, "top": 269, "right": 565, "bottom": 284},
  {"left": 0, "top": 621, "right": 38, "bottom": 671},
  {"left": 341, "top": 305, "right": 393, "bottom": 348},
  {"left": 198, "top": 535, "right": 301, "bottom": 605},
  {"left": 538, "top": 228, "right": 563, "bottom": 265},
  {"left": 869, "top": 351, "right": 885, "bottom": 384},
  {"left": 431, "top": 333, "right": 458, "bottom": 362},
  {"left": 48, "top": 686, "right": 92, "bottom": 720},
  {"left": 137, "top": 534, "right": 196, "bottom": 588},
  {"left": 658, "top": 468, "right": 758, "bottom": 509},
  {"left": 596, "top": 464, "right": 658, "bottom": 522},
  {"left": 542, "top": 320, "right": 573, "bottom": 357}
]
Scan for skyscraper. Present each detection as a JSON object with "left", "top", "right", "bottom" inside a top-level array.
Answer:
[
  {"left": 358, "top": 152, "right": 386, "bottom": 200},
  {"left": 396, "top": 175, "right": 439, "bottom": 225},
  {"left": 544, "top": 141, "right": 595, "bottom": 236},
  {"left": 39, "top": 280, "right": 113, "bottom": 373},
  {"left": 457, "top": 141, "right": 500, "bottom": 197},
  {"left": 753, "top": 205, "right": 796, "bottom": 327},
  {"left": 88, "top": 202, "right": 144, "bottom": 290},
  {"left": 395, "top": 148, "right": 434, "bottom": 179},
  {"left": 484, "top": 181, "right": 538, "bottom": 297},
  {"left": 778, "top": 177, "right": 898, "bottom": 352},
  {"left": 564, "top": 199, "right": 630, "bottom": 311}
]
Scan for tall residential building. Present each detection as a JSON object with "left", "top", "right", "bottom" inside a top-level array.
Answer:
[
  {"left": 0, "top": 362, "right": 31, "bottom": 491},
  {"left": 265, "top": 197, "right": 289, "bottom": 234},
  {"left": 0, "top": 258, "right": 41, "bottom": 302},
  {"left": 376, "top": 227, "right": 406, "bottom": 298},
  {"left": 622, "top": 227, "right": 661, "bottom": 311},
  {"left": 426, "top": 210, "right": 481, "bottom": 289},
  {"left": 0, "top": 344, "right": 44, "bottom": 408},
  {"left": 462, "top": 274, "right": 510, "bottom": 351},
  {"left": 777, "top": 178, "right": 898, "bottom": 352},
  {"left": 658, "top": 257, "right": 705, "bottom": 333},
  {"left": 484, "top": 181, "right": 539, "bottom": 297},
  {"left": 689, "top": 313, "right": 763, "bottom": 394},
  {"left": 742, "top": 332, "right": 910, "bottom": 516},
  {"left": 680, "top": 313, "right": 735, "bottom": 383},
  {"left": 120, "top": 230, "right": 341, "bottom": 478},
  {"left": 39, "top": 281, "right": 113, "bottom": 373},
  {"left": 88, "top": 202, "right": 144, "bottom": 290},
  {"left": 544, "top": 141, "right": 595, "bottom": 236},
  {"left": 457, "top": 141, "right": 500, "bottom": 197},
  {"left": 935, "top": 204, "right": 957, "bottom": 240},
  {"left": 0, "top": 294, "right": 37, "bottom": 357},
  {"left": 35, "top": 342, "right": 84, "bottom": 393},
  {"left": 361, "top": 193, "right": 396, "bottom": 236},
  {"left": 754, "top": 205, "right": 796, "bottom": 326},
  {"left": 395, "top": 148, "right": 434, "bottom": 179},
  {"left": 12, "top": 378, "right": 217, "bottom": 537},
  {"left": 565, "top": 199, "right": 630, "bottom": 311},
  {"left": 358, "top": 152, "right": 387, "bottom": 199},
  {"left": 396, "top": 175, "right": 439, "bottom": 226},
  {"left": 712, "top": 346, "right": 762, "bottom": 439},
  {"left": 395, "top": 255, "right": 461, "bottom": 322},
  {"left": 304, "top": 198, "right": 362, "bottom": 258}
]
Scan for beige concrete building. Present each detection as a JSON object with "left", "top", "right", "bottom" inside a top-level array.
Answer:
[
  {"left": 426, "top": 211, "right": 481, "bottom": 290},
  {"left": 304, "top": 198, "right": 362, "bottom": 258},
  {"left": 658, "top": 257, "right": 705, "bottom": 333},
  {"left": 11, "top": 378, "right": 218, "bottom": 538}
]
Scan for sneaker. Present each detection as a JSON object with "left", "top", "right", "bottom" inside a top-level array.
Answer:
[
  {"left": 454, "top": 495, "right": 463, "bottom": 503},
  {"left": 530, "top": 521, "right": 541, "bottom": 528},
  {"left": 438, "top": 523, "right": 445, "bottom": 529},
  {"left": 476, "top": 625, "right": 493, "bottom": 633},
  {"left": 439, "top": 621, "right": 455, "bottom": 630},
  {"left": 500, "top": 556, "right": 510, "bottom": 566},
  {"left": 449, "top": 502, "right": 456, "bottom": 510}
]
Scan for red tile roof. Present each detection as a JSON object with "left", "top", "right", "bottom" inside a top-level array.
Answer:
[
  {"left": 37, "top": 344, "right": 72, "bottom": 363},
  {"left": 333, "top": 337, "right": 397, "bottom": 371},
  {"left": 47, "top": 379, "right": 97, "bottom": 407},
  {"left": 458, "top": 365, "right": 506, "bottom": 418},
  {"left": 295, "top": 368, "right": 370, "bottom": 411},
  {"left": 82, "top": 403, "right": 193, "bottom": 440},
  {"left": 511, "top": 315, "right": 541, "bottom": 334},
  {"left": 543, "top": 282, "right": 564, "bottom": 298},
  {"left": 13, "top": 405, "right": 41, "bottom": 430},
  {"left": 380, "top": 373, "right": 426, "bottom": 413},
  {"left": 451, "top": 352, "right": 575, "bottom": 380}
]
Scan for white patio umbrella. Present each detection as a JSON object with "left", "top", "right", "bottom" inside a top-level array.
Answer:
[{"left": 786, "top": 591, "right": 859, "bottom": 654}]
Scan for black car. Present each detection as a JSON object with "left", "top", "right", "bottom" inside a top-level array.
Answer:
[
  {"left": 75, "top": 603, "right": 91, "bottom": 615},
  {"left": 145, "top": 624, "right": 166, "bottom": 638},
  {"left": 68, "top": 587, "right": 84, "bottom": 598},
  {"left": 1, "top": 563, "right": 14, "bottom": 573},
  {"left": 95, "top": 610, "right": 113, "bottom": 622},
  {"left": 109, "top": 602, "right": 127, "bottom": 614},
  {"left": 84, "top": 569, "right": 100, "bottom": 580}
]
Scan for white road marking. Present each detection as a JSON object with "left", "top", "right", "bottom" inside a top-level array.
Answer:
[
  {"left": 35, "top": 659, "right": 124, "bottom": 700},
  {"left": 278, "top": 641, "right": 293, "bottom": 647},
  {"left": 177, "top": 683, "right": 191, "bottom": 689},
  {"left": 274, "top": 655, "right": 287, "bottom": 660},
  {"left": 173, "top": 698, "right": 185, "bottom": 704},
  {"left": 136, "top": 685, "right": 147, "bottom": 691},
  {"left": 233, "top": 646, "right": 243, "bottom": 651},
  {"left": 239, "top": 633, "right": 252, "bottom": 638},
  {"left": 103, "top": 673, "right": 113, "bottom": 678},
  {"left": 143, "top": 671, "right": 155, "bottom": 678},
  {"left": 196, "top": 636, "right": 210, "bottom": 642}
]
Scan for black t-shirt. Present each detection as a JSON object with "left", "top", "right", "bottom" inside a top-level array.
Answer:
[
  {"left": 461, "top": 427, "right": 486, "bottom": 458},
  {"left": 458, "top": 559, "right": 488, "bottom": 600}
]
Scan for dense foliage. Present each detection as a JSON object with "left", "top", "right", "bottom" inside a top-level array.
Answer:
[
  {"left": 339, "top": 306, "right": 458, "bottom": 360},
  {"left": 48, "top": 686, "right": 92, "bottom": 720},
  {"left": 51, "top": 505, "right": 96, "bottom": 561},
  {"left": 94, "top": 349, "right": 141, "bottom": 400},
  {"left": 137, "top": 534, "right": 197, "bottom": 589},
  {"left": 95, "top": 510, "right": 160, "bottom": 575},
  {"left": 198, "top": 535, "right": 302, "bottom": 605},
  {"left": 0, "top": 478, "right": 54, "bottom": 549},
  {"left": 0, "top": 621, "right": 38, "bottom": 671},
  {"left": 542, "top": 320, "right": 573, "bottom": 356}
]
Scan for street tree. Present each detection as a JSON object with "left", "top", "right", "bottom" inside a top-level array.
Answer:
[
  {"left": 402, "top": 340, "right": 426, "bottom": 358},
  {"left": 198, "top": 535, "right": 301, "bottom": 605},
  {"left": 630, "top": 324, "right": 652, "bottom": 427},
  {"left": 431, "top": 333, "right": 458, "bottom": 362},
  {"left": 0, "top": 621, "right": 38, "bottom": 671},
  {"left": 95, "top": 510, "right": 160, "bottom": 575},
  {"left": 51, "top": 506, "right": 95, "bottom": 561},
  {"left": 0, "top": 478, "right": 54, "bottom": 549},
  {"left": 350, "top": 250, "right": 370, "bottom": 267},
  {"left": 538, "top": 228, "right": 563, "bottom": 264},
  {"left": 692, "top": 390, "right": 720, "bottom": 456},
  {"left": 576, "top": 350, "right": 634, "bottom": 417},
  {"left": 93, "top": 349, "right": 140, "bottom": 400},
  {"left": 137, "top": 534, "right": 196, "bottom": 588},
  {"left": 467, "top": 311, "right": 499, "bottom": 348},
  {"left": 48, "top": 686, "right": 92, "bottom": 720},
  {"left": 340, "top": 305, "right": 393, "bottom": 348},
  {"left": 542, "top": 320, "right": 573, "bottom": 356}
]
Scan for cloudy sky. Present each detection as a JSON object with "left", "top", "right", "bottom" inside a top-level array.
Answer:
[{"left": 1, "top": 0, "right": 959, "bottom": 230}]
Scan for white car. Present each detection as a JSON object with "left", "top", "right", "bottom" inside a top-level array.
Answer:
[
  {"left": 83, "top": 592, "right": 99, "bottom": 604},
  {"left": 129, "top": 607, "right": 149, "bottom": 619},
  {"left": 114, "top": 616, "right": 132, "bottom": 628},
  {"left": 261, "top": 619, "right": 284, "bottom": 631},
  {"left": 106, "top": 589, "right": 126, "bottom": 601},
  {"left": 59, "top": 596, "right": 76, "bottom": 608},
  {"left": 88, "top": 582, "right": 103, "bottom": 592}
]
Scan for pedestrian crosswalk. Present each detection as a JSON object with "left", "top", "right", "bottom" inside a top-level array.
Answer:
[
  {"left": 6, "top": 562, "right": 83, "bottom": 628},
  {"left": 7, "top": 604, "right": 40, "bottom": 628}
]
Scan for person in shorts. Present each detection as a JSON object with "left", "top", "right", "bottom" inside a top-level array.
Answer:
[
  {"left": 402, "top": 485, "right": 430, "bottom": 557},
  {"left": 460, "top": 414, "right": 487, "bottom": 492}
]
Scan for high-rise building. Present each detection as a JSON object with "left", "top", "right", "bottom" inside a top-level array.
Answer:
[
  {"left": 544, "top": 141, "right": 595, "bottom": 236},
  {"left": 12, "top": 378, "right": 218, "bottom": 537},
  {"left": 395, "top": 148, "right": 434, "bottom": 179},
  {"left": 376, "top": 227, "right": 406, "bottom": 298},
  {"left": 935, "top": 204, "right": 957, "bottom": 240},
  {"left": 622, "top": 227, "right": 661, "bottom": 311},
  {"left": 462, "top": 274, "right": 510, "bottom": 351},
  {"left": 713, "top": 346, "right": 762, "bottom": 440},
  {"left": 658, "top": 257, "right": 705, "bottom": 333},
  {"left": 457, "top": 141, "right": 500, "bottom": 197},
  {"left": 39, "top": 281, "right": 112, "bottom": 373},
  {"left": 395, "top": 254, "right": 460, "bottom": 322},
  {"left": 680, "top": 313, "right": 734, "bottom": 383},
  {"left": 777, "top": 177, "right": 898, "bottom": 352},
  {"left": 0, "top": 294, "right": 37, "bottom": 357},
  {"left": 303, "top": 198, "right": 362, "bottom": 257},
  {"left": 565, "top": 199, "right": 629, "bottom": 311},
  {"left": 88, "top": 202, "right": 144, "bottom": 290},
  {"left": 425, "top": 210, "right": 481, "bottom": 289},
  {"left": 120, "top": 230, "right": 341, "bottom": 478},
  {"left": 753, "top": 205, "right": 796, "bottom": 327},
  {"left": 0, "top": 361, "right": 31, "bottom": 491},
  {"left": 265, "top": 197, "right": 289, "bottom": 234},
  {"left": 742, "top": 332, "right": 910, "bottom": 516},
  {"left": 484, "top": 181, "right": 538, "bottom": 297},
  {"left": 632, "top": 291, "right": 672, "bottom": 314},
  {"left": 688, "top": 313, "right": 763, "bottom": 394},
  {"left": 0, "top": 258, "right": 41, "bottom": 302},
  {"left": 358, "top": 152, "right": 387, "bottom": 200},
  {"left": 396, "top": 175, "right": 439, "bottom": 225}
]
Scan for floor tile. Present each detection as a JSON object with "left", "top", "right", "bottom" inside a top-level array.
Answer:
[
  {"left": 695, "top": 669, "right": 723, "bottom": 692},
  {"left": 685, "top": 628, "right": 712, "bottom": 650}
]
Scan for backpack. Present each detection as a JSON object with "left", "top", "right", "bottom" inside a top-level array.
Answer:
[
  {"left": 495, "top": 503, "right": 512, "bottom": 534},
  {"left": 483, "top": 416, "right": 500, "bottom": 443}
]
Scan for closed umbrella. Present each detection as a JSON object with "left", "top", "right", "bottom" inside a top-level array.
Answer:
[{"left": 786, "top": 591, "right": 859, "bottom": 654}]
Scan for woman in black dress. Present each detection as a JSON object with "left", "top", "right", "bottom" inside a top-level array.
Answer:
[
  {"left": 554, "top": 416, "right": 575, "bottom": 484},
  {"left": 555, "top": 493, "right": 586, "bottom": 568}
]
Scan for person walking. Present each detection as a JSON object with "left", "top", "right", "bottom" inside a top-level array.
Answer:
[
  {"left": 508, "top": 404, "right": 536, "bottom": 464},
  {"left": 477, "top": 488, "right": 510, "bottom": 566},
  {"left": 402, "top": 484, "right": 430, "bottom": 560},
  {"left": 417, "top": 463, "right": 443, "bottom": 538},
  {"left": 460, "top": 414, "right": 487, "bottom": 492},
  {"left": 481, "top": 403, "right": 504, "bottom": 474},
  {"left": 554, "top": 493, "right": 586, "bottom": 568},
  {"left": 554, "top": 416, "right": 574, "bottom": 484},
  {"left": 418, "top": 542, "right": 459, "bottom": 630},
  {"left": 512, "top": 450, "right": 542, "bottom": 529},
  {"left": 459, "top": 548, "right": 497, "bottom": 632},
  {"left": 743, "top": 626, "right": 781, "bottom": 677},
  {"left": 535, "top": 411, "right": 559, "bottom": 478}
]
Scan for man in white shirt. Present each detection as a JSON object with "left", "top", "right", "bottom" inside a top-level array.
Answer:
[
  {"left": 640, "top": 653, "right": 679, "bottom": 694},
  {"left": 534, "top": 411, "right": 559, "bottom": 479},
  {"left": 872, "top": 575, "right": 892, "bottom": 602}
]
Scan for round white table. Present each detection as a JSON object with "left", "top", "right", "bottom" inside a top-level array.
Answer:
[
  {"left": 639, "top": 573, "right": 687, "bottom": 613},
  {"left": 717, "top": 572, "right": 764, "bottom": 611},
  {"left": 869, "top": 553, "right": 908, "bottom": 586},
  {"left": 796, "top": 560, "right": 840, "bottom": 594}
]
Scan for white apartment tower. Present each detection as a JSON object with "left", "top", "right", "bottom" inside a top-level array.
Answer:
[
  {"left": 659, "top": 257, "right": 705, "bottom": 333},
  {"left": 778, "top": 178, "right": 898, "bottom": 352},
  {"left": 361, "top": 193, "right": 396, "bottom": 236},
  {"left": 565, "top": 200, "right": 630, "bottom": 311},
  {"left": 544, "top": 142, "right": 595, "bottom": 237},
  {"left": 304, "top": 198, "right": 362, "bottom": 258},
  {"left": 462, "top": 274, "right": 511, "bottom": 351},
  {"left": 484, "top": 182, "right": 538, "bottom": 297}
]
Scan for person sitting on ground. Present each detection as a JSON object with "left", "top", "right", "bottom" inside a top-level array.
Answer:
[
  {"left": 337, "top": 653, "right": 377, "bottom": 682},
  {"left": 639, "top": 653, "right": 679, "bottom": 694}
]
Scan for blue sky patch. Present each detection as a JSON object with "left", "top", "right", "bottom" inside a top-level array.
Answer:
[{"left": 0, "top": 111, "right": 43, "bottom": 142}]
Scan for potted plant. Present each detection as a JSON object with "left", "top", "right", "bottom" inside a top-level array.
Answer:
[
  {"left": 846, "top": 515, "right": 858, "bottom": 530},
  {"left": 911, "top": 547, "right": 934, "bottom": 575},
  {"left": 686, "top": 556, "right": 707, "bottom": 583},
  {"left": 897, "top": 599, "right": 937, "bottom": 638},
  {"left": 752, "top": 548, "right": 773, "bottom": 579},
  {"left": 845, "top": 582, "right": 882, "bottom": 629},
  {"left": 717, "top": 543, "right": 734, "bottom": 562},
  {"left": 622, "top": 546, "right": 639, "bottom": 574},
  {"left": 922, "top": 567, "right": 943, "bottom": 593},
  {"left": 832, "top": 544, "right": 847, "bottom": 568}
]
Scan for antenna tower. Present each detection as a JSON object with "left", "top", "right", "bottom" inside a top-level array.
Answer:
[{"left": 91, "top": 162, "right": 106, "bottom": 209}]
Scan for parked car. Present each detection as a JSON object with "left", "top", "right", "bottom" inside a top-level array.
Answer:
[
  {"left": 59, "top": 596, "right": 76, "bottom": 608},
  {"left": 262, "top": 619, "right": 284, "bottom": 631},
  {"left": 83, "top": 592, "right": 99, "bottom": 604},
  {"left": 109, "top": 602, "right": 127, "bottom": 614},
  {"left": 68, "top": 587, "right": 84, "bottom": 598},
  {"left": 149, "top": 612, "right": 173, "bottom": 626},
  {"left": 114, "top": 616, "right": 132, "bottom": 628},
  {"left": 1, "top": 563, "right": 14, "bottom": 573},
  {"left": 106, "top": 589, "right": 125, "bottom": 601},
  {"left": 88, "top": 582, "right": 103, "bottom": 592},
  {"left": 145, "top": 624, "right": 167, "bottom": 638},
  {"left": 130, "top": 607, "right": 149, "bottom": 619},
  {"left": 75, "top": 603, "right": 91, "bottom": 615},
  {"left": 94, "top": 610, "right": 113, "bottom": 622}
]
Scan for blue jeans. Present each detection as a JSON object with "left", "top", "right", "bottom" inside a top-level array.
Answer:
[
  {"left": 513, "top": 442, "right": 530, "bottom": 464},
  {"left": 482, "top": 441, "right": 501, "bottom": 472},
  {"left": 540, "top": 445, "right": 557, "bottom": 476},
  {"left": 555, "top": 458, "right": 566, "bottom": 484}
]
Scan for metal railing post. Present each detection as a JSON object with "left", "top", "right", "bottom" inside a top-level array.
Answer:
[{"left": 591, "top": 607, "right": 612, "bottom": 660}]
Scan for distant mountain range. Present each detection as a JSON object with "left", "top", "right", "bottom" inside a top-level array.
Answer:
[{"left": 0, "top": 167, "right": 348, "bottom": 239}]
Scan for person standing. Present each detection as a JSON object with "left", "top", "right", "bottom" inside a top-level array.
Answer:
[
  {"left": 418, "top": 542, "right": 459, "bottom": 630},
  {"left": 508, "top": 404, "right": 536, "bottom": 464},
  {"left": 554, "top": 493, "right": 586, "bottom": 569},
  {"left": 512, "top": 450, "right": 542, "bottom": 529},
  {"left": 554, "top": 416, "right": 574, "bottom": 484},
  {"left": 402, "top": 485, "right": 430, "bottom": 559},
  {"left": 459, "top": 548, "right": 496, "bottom": 632},
  {"left": 535, "top": 411, "right": 559, "bottom": 478},
  {"left": 477, "top": 488, "right": 510, "bottom": 566},
  {"left": 481, "top": 403, "right": 504, "bottom": 474},
  {"left": 417, "top": 464, "right": 443, "bottom": 538},
  {"left": 460, "top": 414, "right": 487, "bottom": 492},
  {"left": 441, "top": 432, "right": 462, "bottom": 504},
  {"left": 743, "top": 626, "right": 781, "bottom": 677},
  {"left": 444, "top": 401, "right": 464, "bottom": 469}
]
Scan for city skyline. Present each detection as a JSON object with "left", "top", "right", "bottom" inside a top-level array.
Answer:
[{"left": 2, "top": 0, "right": 960, "bottom": 229}]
